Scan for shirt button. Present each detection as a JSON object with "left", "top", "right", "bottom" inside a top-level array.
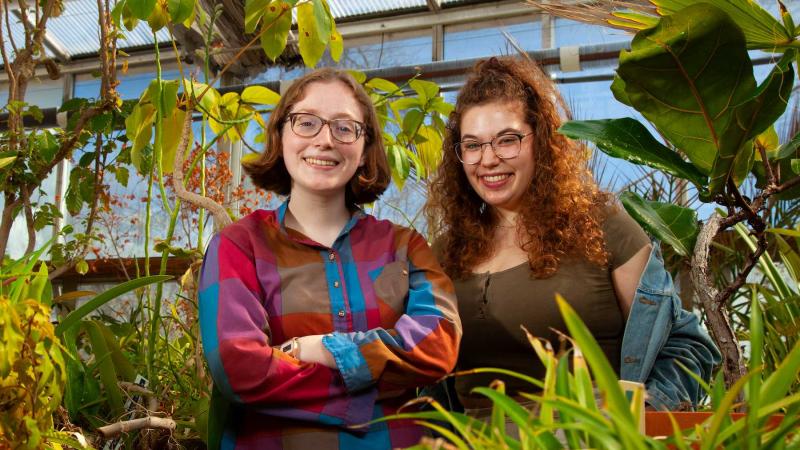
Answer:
[
  {"left": 402, "top": 269, "right": 408, "bottom": 276},
  {"left": 337, "top": 310, "right": 345, "bottom": 317},
  {"left": 333, "top": 281, "right": 340, "bottom": 288},
  {"left": 328, "top": 252, "right": 335, "bottom": 261}
]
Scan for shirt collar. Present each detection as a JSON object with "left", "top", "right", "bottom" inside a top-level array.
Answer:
[{"left": 276, "top": 198, "right": 366, "bottom": 247}]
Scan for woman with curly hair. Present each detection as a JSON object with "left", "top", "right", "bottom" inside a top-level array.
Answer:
[{"left": 426, "top": 56, "right": 719, "bottom": 414}]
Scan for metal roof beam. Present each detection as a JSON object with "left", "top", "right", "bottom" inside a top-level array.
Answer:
[
  {"left": 426, "top": 0, "right": 442, "bottom": 12},
  {"left": 10, "top": 8, "right": 71, "bottom": 62},
  {"left": 336, "top": 1, "right": 534, "bottom": 38}
]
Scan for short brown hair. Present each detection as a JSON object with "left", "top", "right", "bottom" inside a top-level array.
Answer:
[
  {"left": 243, "top": 68, "right": 390, "bottom": 205},
  {"left": 426, "top": 56, "right": 612, "bottom": 279}
]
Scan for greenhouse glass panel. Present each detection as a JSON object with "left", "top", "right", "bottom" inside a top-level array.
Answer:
[{"left": 444, "top": 16, "right": 542, "bottom": 61}]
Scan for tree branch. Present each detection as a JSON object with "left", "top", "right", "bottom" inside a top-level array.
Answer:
[
  {"left": 96, "top": 416, "right": 176, "bottom": 439},
  {"left": 171, "top": 103, "right": 232, "bottom": 231},
  {"left": 22, "top": 188, "right": 35, "bottom": 254}
]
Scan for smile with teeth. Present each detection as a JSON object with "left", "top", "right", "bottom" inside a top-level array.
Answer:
[
  {"left": 481, "top": 174, "right": 511, "bottom": 182},
  {"left": 304, "top": 157, "right": 338, "bottom": 167}
]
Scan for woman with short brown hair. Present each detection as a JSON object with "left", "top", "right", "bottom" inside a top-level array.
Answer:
[{"left": 199, "top": 68, "right": 461, "bottom": 449}]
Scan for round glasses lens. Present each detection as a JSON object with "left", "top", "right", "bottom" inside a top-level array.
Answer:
[
  {"left": 458, "top": 141, "right": 482, "bottom": 164},
  {"left": 292, "top": 114, "right": 322, "bottom": 136},
  {"left": 493, "top": 135, "right": 521, "bottom": 158},
  {"left": 330, "top": 120, "right": 359, "bottom": 143}
]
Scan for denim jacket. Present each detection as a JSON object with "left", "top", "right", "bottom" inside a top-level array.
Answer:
[{"left": 620, "top": 242, "right": 721, "bottom": 410}]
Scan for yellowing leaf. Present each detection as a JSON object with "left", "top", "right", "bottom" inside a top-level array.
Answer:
[
  {"left": 329, "top": 23, "right": 343, "bottom": 62},
  {"left": 259, "top": 1, "right": 292, "bottom": 61},
  {"left": 755, "top": 126, "right": 780, "bottom": 160},
  {"left": 161, "top": 109, "right": 192, "bottom": 174},
  {"left": 0, "top": 155, "right": 17, "bottom": 170},
  {"left": 241, "top": 86, "right": 281, "bottom": 105},
  {"left": 297, "top": 1, "right": 328, "bottom": 67},
  {"left": 415, "top": 124, "right": 443, "bottom": 176},
  {"left": 146, "top": 1, "right": 169, "bottom": 31}
]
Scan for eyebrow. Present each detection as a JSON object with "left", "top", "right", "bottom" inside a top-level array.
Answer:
[
  {"left": 290, "top": 109, "right": 362, "bottom": 122},
  {"left": 461, "top": 128, "right": 525, "bottom": 140}
]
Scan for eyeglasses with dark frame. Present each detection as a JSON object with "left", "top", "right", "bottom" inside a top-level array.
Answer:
[
  {"left": 286, "top": 112, "right": 365, "bottom": 144},
  {"left": 454, "top": 132, "right": 534, "bottom": 165}
]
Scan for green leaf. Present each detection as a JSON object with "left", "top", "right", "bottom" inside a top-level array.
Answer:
[
  {"left": 386, "top": 144, "right": 410, "bottom": 191},
  {"left": 776, "top": 130, "right": 800, "bottom": 160},
  {"left": 620, "top": 191, "right": 699, "bottom": 256},
  {"left": 555, "top": 295, "right": 636, "bottom": 425},
  {"left": 244, "top": 0, "right": 269, "bottom": 33},
  {"left": 615, "top": 3, "right": 794, "bottom": 195},
  {"left": 84, "top": 320, "right": 125, "bottom": 418},
  {"left": 366, "top": 78, "right": 400, "bottom": 95},
  {"left": 75, "top": 259, "right": 89, "bottom": 275},
  {"left": 259, "top": 1, "right": 292, "bottom": 61},
  {"left": 708, "top": 51, "right": 794, "bottom": 193},
  {"left": 792, "top": 158, "right": 800, "bottom": 174},
  {"left": 28, "top": 263, "right": 52, "bottom": 307},
  {"left": 391, "top": 96, "right": 420, "bottom": 113},
  {"left": 122, "top": 3, "right": 139, "bottom": 31},
  {"left": 59, "top": 97, "right": 88, "bottom": 113},
  {"left": 55, "top": 275, "right": 173, "bottom": 337},
  {"left": 167, "top": 0, "right": 194, "bottom": 24},
  {"left": 111, "top": 0, "right": 126, "bottom": 28},
  {"left": 401, "top": 109, "right": 424, "bottom": 137},
  {"left": 429, "top": 96, "right": 454, "bottom": 116},
  {"left": 558, "top": 118, "right": 707, "bottom": 188},
  {"left": 96, "top": 321, "right": 136, "bottom": 382},
  {"left": 125, "top": 103, "right": 156, "bottom": 173},
  {"left": 241, "top": 86, "right": 281, "bottom": 105},
  {"left": 114, "top": 166, "right": 129, "bottom": 187},
  {"left": 309, "top": 0, "right": 332, "bottom": 46},
  {"left": 296, "top": 0, "right": 329, "bottom": 67},
  {"left": 127, "top": 0, "right": 156, "bottom": 20},
  {"left": 650, "top": 0, "right": 793, "bottom": 51},
  {"left": 182, "top": 79, "right": 219, "bottom": 113},
  {"left": 159, "top": 80, "right": 180, "bottom": 118},
  {"left": 409, "top": 79, "right": 439, "bottom": 105}
]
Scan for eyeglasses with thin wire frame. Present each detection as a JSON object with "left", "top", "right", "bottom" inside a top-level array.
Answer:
[
  {"left": 454, "top": 132, "right": 534, "bottom": 165},
  {"left": 286, "top": 112, "right": 365, "bottom": 144}
]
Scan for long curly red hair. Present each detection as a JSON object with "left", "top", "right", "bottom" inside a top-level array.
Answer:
[{"left": 426, "top": 56, "right": 613, "bottom": 279}]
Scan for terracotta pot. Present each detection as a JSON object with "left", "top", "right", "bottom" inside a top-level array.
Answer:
[{"left": 645, "top": 411, "right": 786, "bottom": 437}]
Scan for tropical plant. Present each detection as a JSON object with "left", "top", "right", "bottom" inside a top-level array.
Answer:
[
  {"left": 388, "top": 294, "right": 800, "bottom": 449},
  {"left": 556, "top": 0, "right": 800, "bottom": 391}
]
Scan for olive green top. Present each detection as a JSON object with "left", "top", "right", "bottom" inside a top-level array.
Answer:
[{"left": 443, "top": 207, "right": 650, "bottom": 407}]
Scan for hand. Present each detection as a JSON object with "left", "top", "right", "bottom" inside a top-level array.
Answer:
[{"left": 293, "top": 334, "right": 337, "bottom": 368}]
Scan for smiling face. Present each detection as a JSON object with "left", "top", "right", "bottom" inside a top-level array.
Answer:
[
  {"left": 459, "top": 101, "right": 535, "bottom": 214},
  {"left": 281, "top": 80, "right": 366, "bottom": 199}
]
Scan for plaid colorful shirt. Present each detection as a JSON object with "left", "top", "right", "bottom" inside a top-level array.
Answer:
[{"left": 199, "top": 201, "right": 461, "bottom": 450}]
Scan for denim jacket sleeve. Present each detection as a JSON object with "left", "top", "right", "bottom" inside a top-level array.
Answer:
[{"left": 619, "top": 242, "right": 721, "bottom": 410}]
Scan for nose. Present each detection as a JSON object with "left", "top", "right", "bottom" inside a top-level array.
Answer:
[
  {"left": 311, "top": 123, "right": 335, "bottom": 147},
  {"left": 478, "top": 142, "right": 500, "bottom": 166}
]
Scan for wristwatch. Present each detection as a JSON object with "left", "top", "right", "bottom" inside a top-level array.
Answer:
[{"left": 280, "top": 337, "right": 300, "bottom": 358}]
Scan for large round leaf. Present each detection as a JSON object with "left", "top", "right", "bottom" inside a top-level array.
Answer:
[{"left": 616, "top": 3, "right": 794, "bottom": 195}]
